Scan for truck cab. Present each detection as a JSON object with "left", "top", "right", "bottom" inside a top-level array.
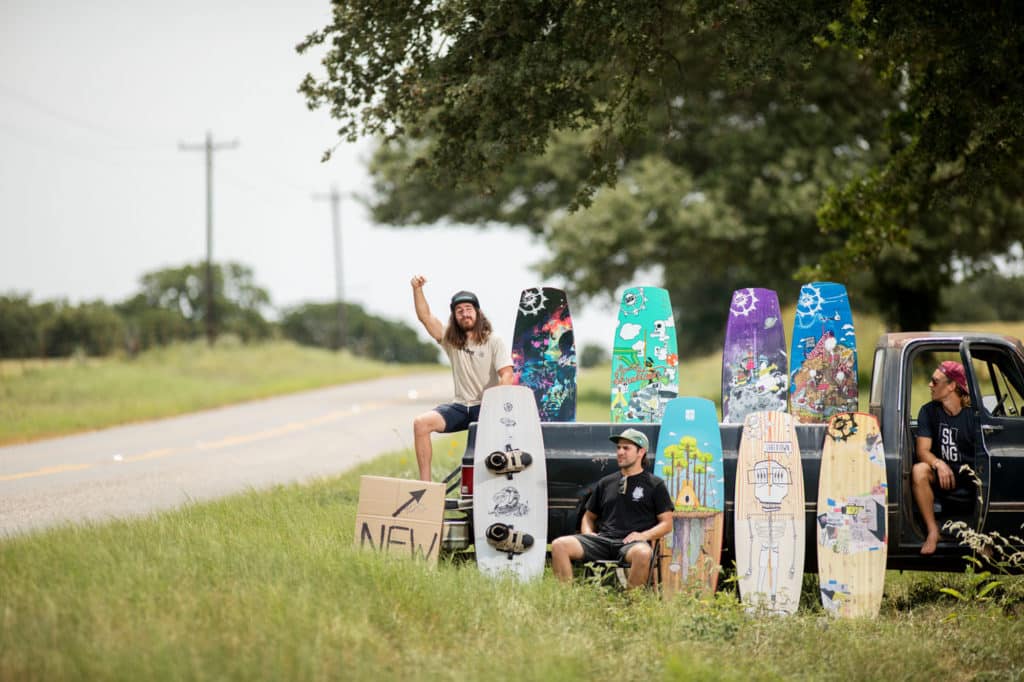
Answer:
[{"left": 874, "top": 332, "right": 1024, "bottom": 569}]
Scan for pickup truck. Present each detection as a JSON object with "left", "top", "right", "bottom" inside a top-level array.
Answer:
[{"left": 442, "top": 331, "right": 1024, "bottom": 571}]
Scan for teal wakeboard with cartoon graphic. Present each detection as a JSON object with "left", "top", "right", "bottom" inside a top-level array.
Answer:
[{"left": 609, "top": 286, "right": 679, "bottom": 423}]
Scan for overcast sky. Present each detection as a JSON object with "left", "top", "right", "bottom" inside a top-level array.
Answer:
[{"left": 0, "top": 1, "right": 621, "bottom": 348}]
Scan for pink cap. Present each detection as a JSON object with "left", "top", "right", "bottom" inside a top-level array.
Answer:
[{"left": 939, "top": 361, "right": 968, "bottom": 394}]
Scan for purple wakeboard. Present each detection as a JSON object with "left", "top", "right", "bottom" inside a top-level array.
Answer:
[{"left": 721, "top": 288, "right": 788, "bottom": 424}]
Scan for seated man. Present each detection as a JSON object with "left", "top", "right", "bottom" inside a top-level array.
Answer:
[
  {"left": 551, "top": 428, "right": 673, "bottom": 588},
  {"left": 912, "top": 361, "right": 977, "bottom": 555}
]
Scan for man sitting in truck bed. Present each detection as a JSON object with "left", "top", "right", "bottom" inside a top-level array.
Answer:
[
  {"left": 912, "top": 361, "right": 977, "bottom": 555},
  {"left": 550, "top": 428, "right": 673, "bottom": 589}
]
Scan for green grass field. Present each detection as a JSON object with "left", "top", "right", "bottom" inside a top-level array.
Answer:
[
  {"left": 2, "top": 450, "right": 1022, "bottom": 681},
  {"left": 0, "top": 340, "right": 441, "bottom": 446},
  {"left": 3, "top": 320, "right": 1024, "bottom": 680}
]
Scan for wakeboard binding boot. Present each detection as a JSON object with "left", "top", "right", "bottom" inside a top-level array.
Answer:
[
  {"left": 485, "top": 449, "right": 533, "bottom": 479},
  {"left": 485, "top": 522, "right": 534, "bottom": 559}
]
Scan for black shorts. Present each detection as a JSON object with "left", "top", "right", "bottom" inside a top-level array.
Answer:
[
  {"left": 434, "top": 403, "right": 481, "bottom": 433},
  {"left": 930, "top": 462, "right": 976, "bottom": 495},
  {"left": 573, "top": 534, "right": 646, "bottom": 563}
]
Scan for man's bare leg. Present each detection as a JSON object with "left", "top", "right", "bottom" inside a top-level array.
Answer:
[
  {"left": 625, "top": 542, "right": 653, "bottom": 589},
  {"left": 912, "top": 462, "right": 941, "bottom": 554},
  {"left": 412, "top": 410, "right": 446, "bottom": 481},
  {"left": 551, "top": 536, "right": 585, "bottom": 583}
]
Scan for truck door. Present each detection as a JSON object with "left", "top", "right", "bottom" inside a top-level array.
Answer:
[{"left": 960, "top": 339, "right": 1024, "bottom": 539}]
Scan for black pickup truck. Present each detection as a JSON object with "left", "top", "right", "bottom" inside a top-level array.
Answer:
[{"left": 442, "top": 331, "right": 1024, "bottom": 571}]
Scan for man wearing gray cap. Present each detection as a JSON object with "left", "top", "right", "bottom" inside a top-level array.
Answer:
[
  {"left": 551, "top": 427, "right": 673, "bottom": 588},
  {"left": 410, "top": 274, "right": 513, "bottom": 481}
]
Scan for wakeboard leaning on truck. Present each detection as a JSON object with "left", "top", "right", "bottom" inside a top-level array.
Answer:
[
  {"left": 511, "top": 286, "right": 577, "bottom": 422},
  {"left": 817, "top": 412, "right": 888, "bottom": 618},
  {"left": 472, "top": 385, "right": 548, "bottom": 581},
  {"left": 735, "top": 410, "right": 806, "bottom": 615},
  {"left": 610, "top": 286, "right": 679, "bottom": 423},
  {"left": 789, "top": 281, "right": 858, "bottom": 423},
  {"left": 721, "top": 287, "right": 788, "bottom": 424},
  {"left": 653, "top": 397, "right": 725, "bottom": 597}
]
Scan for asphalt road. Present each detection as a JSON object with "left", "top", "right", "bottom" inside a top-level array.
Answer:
[{"left": 0, "top": 371, "right": 453, "bottom": 537}]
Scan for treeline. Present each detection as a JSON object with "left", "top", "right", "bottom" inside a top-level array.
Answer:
[{"left": 0, "top": 262, "right": 438, "bottom": 364}]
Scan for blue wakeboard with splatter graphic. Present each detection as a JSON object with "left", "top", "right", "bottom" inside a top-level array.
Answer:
[
  {"left": 511, "top": 287, "right": 576, "bottom": 422},
  {"left": 789, "top": 282, "right": 858, "bottom": 423},
  {"left": 609, "top": 286, "right": 679, "bottom": 423},
  {"left": 722, "top": 288, "right": 788, "bottom": 424}
]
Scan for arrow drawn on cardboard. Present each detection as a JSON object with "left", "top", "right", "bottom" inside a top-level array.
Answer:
[{"left": 392, "top": 489, "right": 426, "bottom": 517}]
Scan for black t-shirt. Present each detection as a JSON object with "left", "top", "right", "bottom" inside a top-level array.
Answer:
[
  {"left": 917, "top": 400, "right": 976, "bottom": 488},
  {"left": 586, "top": 470, "right": 674, "bottom": 541}
]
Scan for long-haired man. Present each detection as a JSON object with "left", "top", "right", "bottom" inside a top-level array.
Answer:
[{"left": 410, "top": 275, "right": 513, "bottom": 481}]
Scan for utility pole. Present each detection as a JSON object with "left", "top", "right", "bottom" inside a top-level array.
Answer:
[
  {"left": 312, "top": 185, "right": 346, "bottom": 350},
  {"left": 179, "top": 131, "right": 239, "bottom": 346}
]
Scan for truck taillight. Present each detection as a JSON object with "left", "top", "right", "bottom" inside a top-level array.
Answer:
[{"left": 461, "top": 465, "right": 474, "bottom": 497}]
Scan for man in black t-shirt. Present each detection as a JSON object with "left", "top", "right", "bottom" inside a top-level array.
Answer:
[
  {"left": 551, "top": 428, "right": 674, "bottom": 589},
  {"left": 912, "top": 361, "right": 977, "bottom": 555}
]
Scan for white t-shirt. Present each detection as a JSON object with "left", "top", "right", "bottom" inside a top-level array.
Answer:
[{"left": 441, "top": 333, "right": 512, "bottom": 406}]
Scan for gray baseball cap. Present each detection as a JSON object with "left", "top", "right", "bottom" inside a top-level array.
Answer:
[
  {"left": 609, "top": 428, "right": 649, "bottom": 451},
  {"left": 450, "top": 290, "right": 480, "bottom": 311}
]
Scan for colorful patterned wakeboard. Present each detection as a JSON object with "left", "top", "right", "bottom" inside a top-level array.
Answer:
[
  {"left": 653, "top": 397, "right": 725, "bottom": 597},
  {"left": 817, "top": 412, "right": 888, "bottom": 618},
  {"left": 789, "top": 282, "right": 858, "bottom": 423},
  {"left": 722, "top": 288, "right": 788, "bottom": 424},
  {"left": 734, "top": 410, "right": 805, "bottom": 615},
  {"left": 610, "top": 286, "right": 679, "bottom": 423},
  {"left": 511, "top": 287, "right": 577, "bottom": 422},
  {"left": 472, "top": 386, "right": 548, "bottom": 581}
]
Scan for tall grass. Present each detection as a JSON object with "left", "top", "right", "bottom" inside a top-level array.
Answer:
[
  {"left": 2, "top": 451, "right": 1022, "bottom": 681},
  {"left": 0, "top": 340, "right": 441, "bottom": 445}
]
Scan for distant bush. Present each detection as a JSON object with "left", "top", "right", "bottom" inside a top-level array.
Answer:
[
  {"left": 580, "top": 343, "right": 609, "bottom": 368},
  {"left": 43, "top": 301, "right": 125, "bottom": 357},
  {"left": 280, "top": 301, "right": 438, "bottom": 364},
  {"left": 117, "top": 293, "right": 197, "bottom": 352},
  {"left": 0, "top": 295, "right": 53, "bottom": 358}
]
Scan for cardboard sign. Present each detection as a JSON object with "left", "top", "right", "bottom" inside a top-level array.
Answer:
[{"left": 354, "top": 476, "right": 445, "bottom": 564}]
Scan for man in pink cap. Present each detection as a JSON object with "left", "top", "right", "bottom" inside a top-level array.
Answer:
[{"left": 912, "top": 360, "right": 975, "bottom": 554}]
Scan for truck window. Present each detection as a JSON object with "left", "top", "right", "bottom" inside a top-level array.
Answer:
[{"left": 969, "top": 348, "right": 1024, "bottom": 418}]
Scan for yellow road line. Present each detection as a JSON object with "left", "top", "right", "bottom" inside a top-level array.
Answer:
[
  {"left": 1, "top": 399, "right": 393, "bottom": 481},
  {"left": 0, "top": 462, "right": 94, "bottom": 482}
]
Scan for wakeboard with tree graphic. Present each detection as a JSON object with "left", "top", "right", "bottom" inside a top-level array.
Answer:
[
  {"left": 652, "top": 397, "right": 725, "bottom": 597},
  {"left": 511, "top": 287, "right": 577, "bottom": 421}
]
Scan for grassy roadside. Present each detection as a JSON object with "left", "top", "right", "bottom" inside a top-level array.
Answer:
[
  {"left": 2, "top": 449, "right": 1022, "bottom": 681},
  {"left": 0, "top": 340, "right": 441, "bottom": 446}
]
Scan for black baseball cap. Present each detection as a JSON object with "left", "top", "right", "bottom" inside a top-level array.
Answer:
[{"left": 450, "top": 290, "right": 480, "bottom": 310}]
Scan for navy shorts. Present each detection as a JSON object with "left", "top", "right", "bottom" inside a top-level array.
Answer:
[
  {"left": 573, "top": 534, "right": 646, "bottom": 563},
  {"left": 434, "top": 403, "right": 481, "bottom": 433}
]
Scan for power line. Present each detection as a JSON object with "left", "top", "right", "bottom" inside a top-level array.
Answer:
[{"left": 179, "top": 131, "right": 239, "bottom": 347}]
